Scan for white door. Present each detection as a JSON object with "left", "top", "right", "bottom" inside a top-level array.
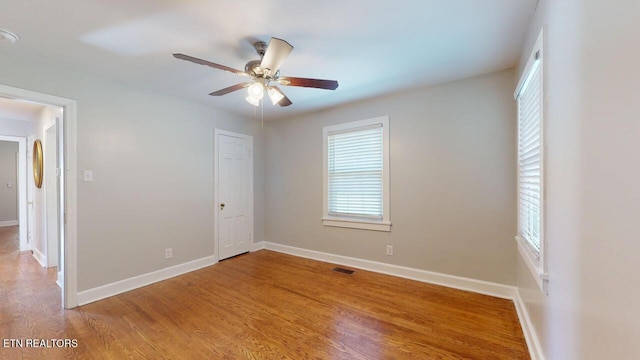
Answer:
[{"left": 215, "top": 130, "right": 253, "bottom": 261}]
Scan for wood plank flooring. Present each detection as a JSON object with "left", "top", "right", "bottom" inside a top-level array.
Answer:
[{"left": 1, "top": 226, "right": 529, "bottom": 359}]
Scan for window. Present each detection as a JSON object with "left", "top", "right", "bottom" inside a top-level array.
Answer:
[
  {"left": 515, "top": 29, "right": 548, "bottom": 293},
  {"left": 322, "top": 116, "right": 390, "bottom": 231}
]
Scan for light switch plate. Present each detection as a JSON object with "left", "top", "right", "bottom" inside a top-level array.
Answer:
[{"left": 83, "top": 170, "right": 94, "bottom": 182}]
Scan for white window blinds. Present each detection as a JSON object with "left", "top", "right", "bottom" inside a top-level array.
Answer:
[
  {"left": 327, "top": 124, "right": 383, "bottom": 219},
  {"left": 517, "top": 55, "right": 542, "bottom": 253}
]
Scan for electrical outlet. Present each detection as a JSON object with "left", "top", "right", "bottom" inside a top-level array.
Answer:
[
  {"left": 386, "top": 245, "right": 393, "bottom": 256},
  {"left": 164, "top": 248, "right": 173, "bottom": 259},
  {"left": 83, "top": 170, "right": 94, "bottom": 182}
]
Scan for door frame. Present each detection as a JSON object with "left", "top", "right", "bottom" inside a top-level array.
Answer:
[
  {"left": 43, "top": 121, "right": 59, "bottom": 269},
  {"left": 0, "top": 135, "right": 26, "bottom": 251},
  {"left": 0, "top": 83, "right": 78, "bottom": 309},
  {"left": 213, "top": 128, "right": 253, "bottom": 262}
]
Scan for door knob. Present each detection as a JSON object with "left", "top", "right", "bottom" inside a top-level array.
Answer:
[{"left": 220, "top": 203, "right": 225, "bottom": 210}]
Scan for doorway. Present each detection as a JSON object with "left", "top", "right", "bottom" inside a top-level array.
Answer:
[
  {"left": 214, "top": 129, "right": 253, "bottom": 261},
  {"left": 0, "top": 83, "right": 77, "bottom": 309},
  {"left": 0, "top": 136, "right": 26, "bottom": 250}
]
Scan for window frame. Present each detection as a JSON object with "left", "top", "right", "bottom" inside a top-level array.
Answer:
[
  {"left": 322, "top": 116, "right": 391, "bottom": 232},
  {"left": 514, "top": 29, "right": 548, "bottom": 294}
]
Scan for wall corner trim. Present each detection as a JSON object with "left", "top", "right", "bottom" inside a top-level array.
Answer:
[
  {"left": 32, "top": 247, "right": 47, "bottom": 268},
  {"left": 514, "top": 289, "right": 546, "bottom": 360},
  {"left": 76, "top": 255, "right": 217, "bottom": 306},
  {"left": 251, "top": 241, "right": 266, "bottom": 252}
]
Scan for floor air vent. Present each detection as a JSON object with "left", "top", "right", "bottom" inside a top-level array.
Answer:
[{"left": 332, "top": 267, "right": 355, "bottom": 275}]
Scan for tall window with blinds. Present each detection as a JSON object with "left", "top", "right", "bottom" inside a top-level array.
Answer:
[
  {"left": 516, "top": 50, "right": 543, "bottom": 256},
  {"left": 515, "top": 29, "right": 547, "bottom": 294},
  {"left": 323, "top": 116, "right": 391, "bottom": 232},
  {"left": 328, "top": 125, "right": 382, "bottom": 219}
]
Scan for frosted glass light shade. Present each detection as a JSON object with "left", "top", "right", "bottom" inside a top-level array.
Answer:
[
  {"left": 245, "top": 95, "right": 260, "bottom": 106},
  {"left": 267, "top": 87, "right": 285, "bottom": 105}
]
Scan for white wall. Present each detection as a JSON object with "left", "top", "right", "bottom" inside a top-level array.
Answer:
[
  {"left": 265, "top": 69, "right": 517, "bottom": 285},
  {"left": 0, "top": 55, "right": 265, "bottom": 291},
  {"left": 0, "top": 141, "right": 19, "bottom": 221},
  {"left": 516, "top": 1, "right": 640, "bottom": 359}
]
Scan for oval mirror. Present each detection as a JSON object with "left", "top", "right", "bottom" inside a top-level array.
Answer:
[{"left": 33, "top": 139, "right": 43, "bottom": 189}]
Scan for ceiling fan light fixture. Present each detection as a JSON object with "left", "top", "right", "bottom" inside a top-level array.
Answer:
[
  {"left": 267, "top": 86, "right": 285, "bottom": 105},
  {"left": 248, "top": 81, "right": 264, "bottom": 98},
  {"left": 245, "top": 95, "right": 260, "bottom": 107}
]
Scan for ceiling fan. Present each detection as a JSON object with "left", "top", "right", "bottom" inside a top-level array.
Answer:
[{"left": 173, "top": 37, "right": 339, "bottom": 107}]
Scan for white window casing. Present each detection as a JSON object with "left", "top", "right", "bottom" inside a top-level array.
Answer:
[
  {"left": 514, "top": 29, "right": 548, "bottom": 294},
  {"left": 322, "top": 116, "right": 391, "bottom": 231}
]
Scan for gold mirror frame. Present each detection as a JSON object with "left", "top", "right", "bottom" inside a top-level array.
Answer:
[{"left": 33, "top": 139, "right": 43, "bottom": 189}]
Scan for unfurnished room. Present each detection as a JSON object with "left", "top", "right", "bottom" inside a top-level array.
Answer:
[{"left": 1, "top": 1, "right": 639, "bottom": 359}]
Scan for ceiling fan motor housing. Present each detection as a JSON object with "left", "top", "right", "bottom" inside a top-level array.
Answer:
[
  {"left": 245, "top": 59, "right": 279, "bottom": 80},
  {"left": 245, "top": 40, "right": 283, "bottom": 80},
  {"left": 245, "top": 60, "right": 262, "bottom": 77}
]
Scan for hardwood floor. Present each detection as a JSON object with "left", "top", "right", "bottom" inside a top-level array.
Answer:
[{"left": 0, "top": 226, "right": 529, "bottom": 359}]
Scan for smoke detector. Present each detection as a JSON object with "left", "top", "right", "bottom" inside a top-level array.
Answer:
[{"left": 0, "top": 29, "right": 19, "bottom": 44}]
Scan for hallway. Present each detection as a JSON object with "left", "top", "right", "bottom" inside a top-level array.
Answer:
[
  {"left": 0, "top": 226, "right": 62, "bottom": 359},
  {"left": 0, "top": 226, "right": 19, "bottom": 254}
]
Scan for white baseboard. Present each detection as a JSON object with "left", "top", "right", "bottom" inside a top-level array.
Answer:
[
  {"left": 514, "top": 290, "right": 545, "bottom": 360},
  {"left": 251, "top": 241, "right": 266, "bottom": 251},
  {"left": 32, "top": 247, "right": 47, "bottom": 267},
  {"left": 262, "top": 242, "right": 517, "bottom": 300},
  {"left": 0, "top": 220, "right": 18, "bottom": 227},
  {"left": 77, "top": 255, "right": 217, "bottom": 306}
]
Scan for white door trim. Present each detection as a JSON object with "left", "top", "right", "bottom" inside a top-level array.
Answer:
[
  {"left": 0, "top": 83, "right": 78, "bottom": 309},
  {"left": 213, "top": 128, "right": 253, "bottom": 262},
  {"left": 44, "top": 122, "right": 59, "bottom": 269},
  {"left": 0, "top": 135, "right": 27, "bottom": 251}
]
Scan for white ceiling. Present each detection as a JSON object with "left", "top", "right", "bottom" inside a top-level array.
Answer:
[{"left": 0, "top": 0, "right": 535, "bottom": 120}]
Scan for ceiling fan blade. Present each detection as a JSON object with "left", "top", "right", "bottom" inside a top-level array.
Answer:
[
  {"left": 277, "top": 76, "right": 339, "bottom": 90},
  {"left": 209, "top": 83, "right": 252, "bottom": 96},
  {"left": 268, "top": 86, "right": 292, "bottom": 107},
  {"left": 260, "top": 38, "right": 293, "bottom": 77},
  {"left": 173, "top": 53, "right": 248, "bottom": 76}
]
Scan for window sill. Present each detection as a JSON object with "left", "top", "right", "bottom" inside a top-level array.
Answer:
[
  {"left": 322, "top": 217, "right": 391, "bottom": 232},
  {"left": 515, "top": 235, "right": 549, "bottom": 295}
]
